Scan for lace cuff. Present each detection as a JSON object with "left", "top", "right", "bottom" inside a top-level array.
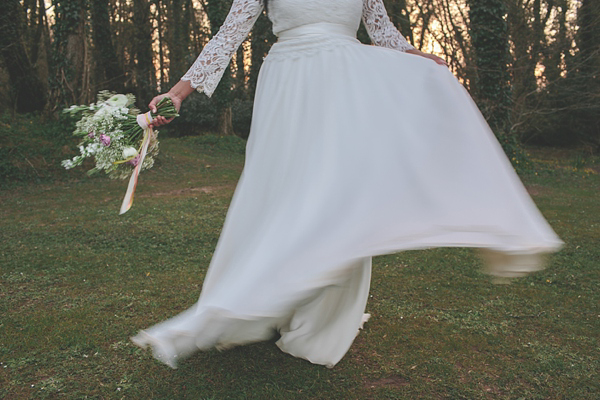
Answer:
[
  {"left": 181, "top": 0, "right": 263, "bottom": 97},
  {"left": 362, "top": 0, "right": 415, "bottom": 52}
]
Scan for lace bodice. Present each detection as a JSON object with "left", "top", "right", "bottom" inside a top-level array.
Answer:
[{"left": 181, "top": 0, "right": 415, "bottom": 96}]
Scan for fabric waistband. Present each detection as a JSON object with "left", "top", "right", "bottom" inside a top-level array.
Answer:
[{"left": 277, "top": 22, "right": 357, "bottom": 42}]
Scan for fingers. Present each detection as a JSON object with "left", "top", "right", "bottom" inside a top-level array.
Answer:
[
  {"left": 148, "top": 94, "right": 168, "bottom": 113},
  {"left": 418, "top": 52, "right": 448, "bottom": 67},
  {"left": 152, "top": 116, "right": 165, "bottom": 126},
  {"left": 148, "top": 100, "right": 158, "bottom": 113},
  {"left": 148, "top": 115, "right": 173, "bottom": 128},
  {"left": 432, "top": 56, "right": 448, "bottom": 67},
  {"left": 148, "top": 98, "right": 158, "bottom": 113}
]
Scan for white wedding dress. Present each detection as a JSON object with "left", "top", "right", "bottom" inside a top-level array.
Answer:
[{"left": 132, "top": 0, "right": 563, "bottom": 368}]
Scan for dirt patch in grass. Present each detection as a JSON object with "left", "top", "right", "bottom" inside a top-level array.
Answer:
[
  {"left": 525, "top": 184, "right": 555, "bottom": 197},
  {"left": 366, "top": 375, "right": 410, "bottom": 389},
  {"left": 141, "top": 185, "right": 234, "bottom": 198}
]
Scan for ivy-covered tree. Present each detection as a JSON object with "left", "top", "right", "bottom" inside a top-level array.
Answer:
[
  {"left": 572, "top": 0, "right": 600, "bottom": 151},
  {"left": 50, "top": 0, "right": 89, "bottom": 108},
  {"left": 467, "top": 0, "right": 511, "bottom": 136}
]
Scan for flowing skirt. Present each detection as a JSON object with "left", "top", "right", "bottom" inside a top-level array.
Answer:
[{"left": 132, "top": 27, "right": 563, "bottom": 368}]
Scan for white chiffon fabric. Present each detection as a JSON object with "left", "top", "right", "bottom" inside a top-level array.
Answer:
[{"left": 132, "top": 0, "right": 563, "bottom": 368}]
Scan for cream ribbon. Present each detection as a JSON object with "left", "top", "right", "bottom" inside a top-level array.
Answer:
[{"left": 119, "top": 112, "right": 153, "bottom": 215}]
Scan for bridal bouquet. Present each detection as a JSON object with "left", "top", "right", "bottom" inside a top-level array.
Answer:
[
  {"left": 62, "top": 91, "right": 179, "bottom": 213},
  {"left": 62, "top": 91, "right": 177, "bottom": 179}
]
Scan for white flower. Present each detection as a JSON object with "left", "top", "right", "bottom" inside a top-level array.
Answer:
[
  {"left": 122, "top": 147, "right": 138, "bottom": 159},
  {"left": 61, "top": 159, "right": 74, "bottom": 169},
  {"left": 106, "top": 94, "right": 128, "bottom": 108}
]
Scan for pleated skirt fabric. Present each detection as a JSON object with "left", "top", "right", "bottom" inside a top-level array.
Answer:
[{"left": 131, "top": 31, "right": 563, "bottom": 368}]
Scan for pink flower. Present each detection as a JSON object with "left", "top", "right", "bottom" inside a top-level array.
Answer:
[
  {"left": 88, "top": 131, "right": 95, "bottom": 138},
  {"left": 99, "top": 134, "right": 111, "bottom": 146},
  {"left": 127, "top": 155, "right": 140, "bottom": 167}
]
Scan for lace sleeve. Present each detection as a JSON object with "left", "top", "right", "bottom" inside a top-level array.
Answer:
[
  {"left": 362, "top": 0, "right": 415, "bottom": 52},
  {"left": 181, "top": 0, "right": 263, "bottom": 97}
]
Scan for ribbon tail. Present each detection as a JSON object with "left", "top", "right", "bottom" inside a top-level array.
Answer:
[{"left": 119, "top": 127, "right": 152, "bottom": 215}]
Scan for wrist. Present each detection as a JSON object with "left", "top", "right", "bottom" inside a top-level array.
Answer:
[{"left": 168, "top": 80, "right": 194, "bottom": 104}]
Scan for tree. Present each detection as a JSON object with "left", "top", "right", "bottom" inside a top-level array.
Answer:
[
  {"left": 204, "top": 0, "right": 235, "bottom": 136},
  {"left": 132, "top": 0, "right": 157, "bottom": 107},
  {"left": 248, "top": 11, "right": 275, "bottom": 96},
  {"left": 571, "top": 0, "right": 600, "bottom": 150},
  {"left": 0, "top": 0, "right": 46, "bottom": 112},
  {"left": 167, "top": 0, "right": 193, "bottom": 82},
  {"left": 467, "top": 0, "right": 511, "bottom": 136},
  {"left": 91, "top": 0, "right": 125, "bottom": 92},
  {"left": 426, "top": 0, "right": 475, "bottom": 86},
  {"left": 522, "top": 0, "right": 600, "bottom": 149},
  {"left": 50, "top": 0, "right": 90, "bottom": 108}
]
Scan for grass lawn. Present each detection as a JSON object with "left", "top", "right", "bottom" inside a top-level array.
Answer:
[{"left": 1, "top": 136, "right": 598, "bottom": 399}]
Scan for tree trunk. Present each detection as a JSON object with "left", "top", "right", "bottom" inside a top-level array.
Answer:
[
  {"left": 468, "top": 0, "right": 511, "bottom": 136},
  {"left": 155, "top": 0, "right": 166, "bottom": 90},
  {"left": 507, "top": 0, "right": 535, "bottom": 102},
  {"left": 168, "top": 0, "right": 183, "bottom": 82},
  {"left": 577, "top": 0, "right": 600, "bottom": 74},
  {"left": 249, "top": 10, "right": 275, "bottom": 96},
  {"left": 41, "top": 0, "right": 54, "bottom": 76},
  {"left": 132, "top": 0, "right": 157, "bottom": 107},
  {"left": 543, "top": 0, "right": 568, "bottom": 84},
  {"left": 91, "top": 0, "right": 124, "bottom": 92},
  {"left": 574, "top": 0, "right": 600, "bottom": 151},
  {"left": 50, "top": 0, "right": 89, "bottom": 108},
  {"left": 235, "top": 46, "right": 247, "bottom": 99},
  {"left": 0, "top": 0, "right": 46, "bottom": 112},
  {"left": 205, "top": 0, "right": 235, "bottom": 135},
  {"left": 218, "top": 106, "right": 235, "bottom": 136}
]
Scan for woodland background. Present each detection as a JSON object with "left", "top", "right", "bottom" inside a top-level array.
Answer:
[
  {"left": 1, "top": 2, "right": 599, "bottom": 396},
  {"left": 1, "top": 0, "right": 599, "bottom": 149}
]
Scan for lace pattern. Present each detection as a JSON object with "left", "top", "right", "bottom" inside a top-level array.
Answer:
[
  {"left": 362, "top": 0, "right": 415, "bottom": 52},
  {"left": 181, "top": 0, "right": 415, "bottom": 96},
  {"left": 181, "top": 0, "right": 263, "bottom": 97}
]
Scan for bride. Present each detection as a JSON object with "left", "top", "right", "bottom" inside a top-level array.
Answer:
[{"left": 132, "top": 0, "right": 563, "bottom": 368}]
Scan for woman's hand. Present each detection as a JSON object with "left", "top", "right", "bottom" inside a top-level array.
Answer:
[
  {"left": 406, "top": 49, "right": 448, "bottom": 67},
  {"left": 148, "top": 94, "right": 182, "bottom": 127},
  {"left": 148, "top": 80, "right": 194, "bottom": 127}
]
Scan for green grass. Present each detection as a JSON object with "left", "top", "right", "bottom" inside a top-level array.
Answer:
[{"left": 1, "top": 137, "right": 599, "bottom": 399}]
